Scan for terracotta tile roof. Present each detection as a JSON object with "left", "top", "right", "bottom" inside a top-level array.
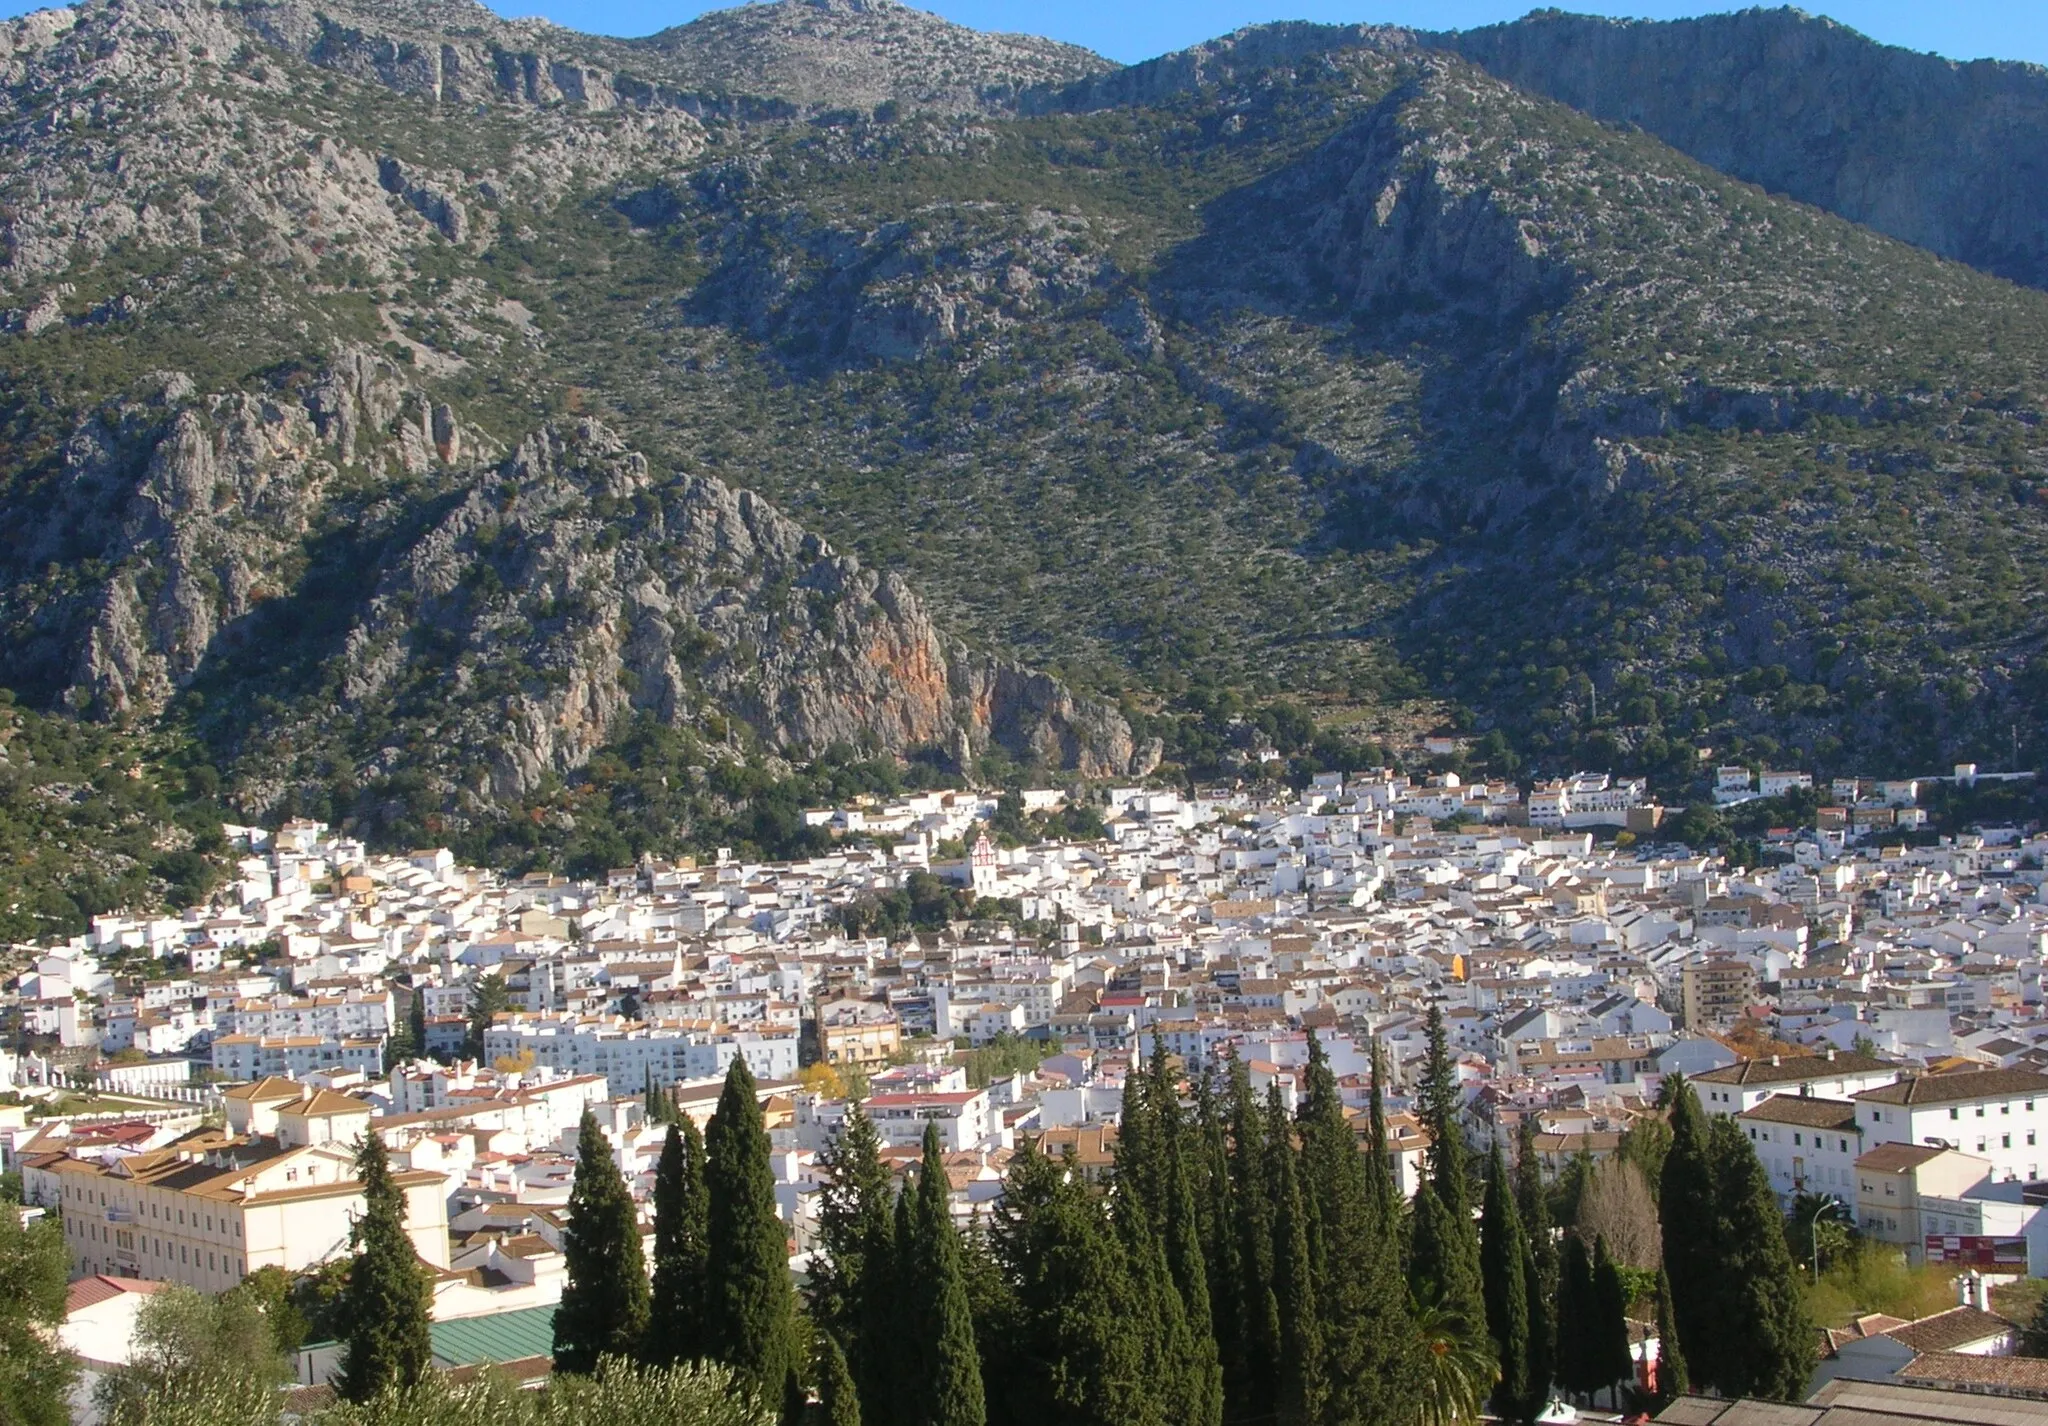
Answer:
[
  {"left": 1884, "top": 1305, "right": 2013, "bottom": 1353},
  {"left": 65, "top": 1274, "right": 167, "bottom": 1314},
  {"left": 1898, "top": 1350, "right": 2048, "bottom": 1396},
  {"left": 1856, "top": 1067, "right": 2048, "bottom": 1106},
  {"left": 1694, "top": 1052, "right": 1893, "bottom": 1086},
  {"left": 1855, "top": 1142, "right": 1951, "bottom": 1173},
  {"left": 1736, "top": 1095, "right": 1860, "bottom": 1130}
]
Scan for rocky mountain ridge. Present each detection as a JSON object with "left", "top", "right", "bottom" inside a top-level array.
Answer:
[{"left": 1, "top": 0, "right": 2046, "bottom": 865}]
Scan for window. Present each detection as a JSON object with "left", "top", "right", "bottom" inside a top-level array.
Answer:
[
  {"left": 1952, "top": 1108, "right": 1961, "bottom": 1120},
  {"left": 1979, "top": 1107, "right": 1987, "bottom": 1118},
  {"left": 1795, "top": 1133, "right": 1804, "bottom": 1146}
]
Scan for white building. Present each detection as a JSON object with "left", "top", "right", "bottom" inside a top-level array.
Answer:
[
  {"left": 1736, "top": 1095, "right": 1864, "bottom": 1202},
  {"left": 1855, "top": 1069, "right": 2048, "bottom": 1185}
]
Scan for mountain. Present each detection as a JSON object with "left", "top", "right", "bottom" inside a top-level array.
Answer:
[
  {"left": 0, "top": 0, "right": 2045, "bottom": 893},
  {"left": 1441, "top": 7, "right": 2048, "bottom": 291}
]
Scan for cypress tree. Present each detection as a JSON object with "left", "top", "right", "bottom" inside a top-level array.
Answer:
[
  {"left": 1365, "top": 1037, "right": 1398, "bottom": 1232},
  {"left": 337, "top": 1131, "right": 432, "bottom": 1402},
  {"left": 817, "top": 1333, "right": 862, "bottom": 1426},
  {"left": 1265, "top": 1086, "right": 1325, "bottom": 1426},
  {"left": 1652, "top": 1268, "right": 1688, "bottom": 1404},
  {"left": 991, "top": 1137, "right": 1154, "bottom": 1426},
  {"left": 1193, "top": 1067, "right": 1247, "bottom": 1422},
  {"left": 1556, "top": 1232, "right": 1596, "bottom": 1400},
  {"left": 1658, "top": 1080, "right": 1724, "bottom": 1390},
  {"left": 812, "top": 1102, "right": 896, "bottom": 1423},
  {"left": 1480, "top": 1143, "right": 1533, "bottom": 1423},
  {"left": 900, "top": 1122, "right": 986, "bottom": 1426},
  {"left": 1297, "top": 1031, "right": 1425, "bottom": 1426},
  {"left": 1515, "top": 1118, "right": 1559, "bottom": 1414},
  {"left": 1707, "top": 1116, "right": 1815, "bottom": 1400},
  {"left": 647, "top": 1117, "right": 710, "bottom": 1365},
  {"left": 1149, "top": 1048, "right": 1224, "bottom": 1426},
  {"left": 705, "top": 1056, "right": 803, "bottom": 1411},
  {"left": 1226, "top": 1059, "right": 1281, "bottom": 1420},
  {"left": 555, "top": 1110, "right": 651, "bottom": 1374},
  {"left": 1415, "top": 1008, "right": 1486, "bottom": 1345},
  {"left": 1591, "top": 1235, "right": 1634, "bottom": 1406}
]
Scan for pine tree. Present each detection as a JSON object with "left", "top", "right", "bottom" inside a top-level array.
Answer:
[
  {"left": 812, "top": 1102, "right": 896, "bottom": 1423},
  {"left": 1652, "top": 1269, "right": 1688, "bottom": 1404},
  {"left": 337, "top": 1131, "right": 432, "bottom": 1402},
  {"left": 1591, "top": 1235, "right": 1634, "bottom": 1406},
  {"left": 704, "top": 1056, "right": 803, "bottom": 1412},
  {"left": 1480, "top": 1143, "right": 1533, "bottom": 1423},
  {"left": 647, "top": 1117, "right": 710, "bottom": 1365},
  {"left": 1265, "top": 1086, "right": 1325, "bottom": 1426},
  {"left": 1515, "top": 1118, "right": 1558, "bottom": 1414},
  {"left": 817, "top": 1333, "right": 862, "bottom": 1426},
  {"left": 1556, "top": 1232, "right": 1596, "bottom": 1400},
  {"left": 1419, "top": 1006, "right": 1471, "bottom": 1211},
  {"left": 555, "top": 1111, "right": 651, "bottom": 1374},
  {"left": 899, "top": 1122, "right": 986, "bottom": 1426},
  {"left": 1658, "top": 1080, "right": 1724, "bottom": 1390},
  {"left": 1706, "top": 1116, "right": 1815, "bottom": 1400},
  {"left": 464, "top": 971, "right": 510, "bottom": 1062}
]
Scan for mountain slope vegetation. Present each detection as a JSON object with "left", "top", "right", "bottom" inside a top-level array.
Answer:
[{"left": 0, "top": 0, "right": 2042, "bottom": 901}]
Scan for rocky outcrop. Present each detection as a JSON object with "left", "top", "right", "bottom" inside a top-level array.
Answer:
[
  {"left": 326, "top": 420, "right": 1148, "bottom": 801},
  {"left": 63, "top": 350, "right": 478, "bottom": 718},
  {"left": 1441, "top": 8, "right": 2048, "bottom": 291}
]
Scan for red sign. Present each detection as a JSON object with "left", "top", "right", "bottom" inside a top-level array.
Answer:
[{"left": 1924, "top": 1234, "right": 2028, "bottom": 1268}]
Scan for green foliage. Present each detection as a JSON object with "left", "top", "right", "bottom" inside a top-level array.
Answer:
[
  {"left": 703, "top": 1057, "right": 803, "bottom": 1412},
  {"left": 808, "top": 1103, "right": 896, "bottom": 1422},
  {"left": 648, "top": 1118, "right": 711, "bottom": 1367},
  {"left": 556, "top": 1111, "right": 652, "bottom": 1375},
  {"left": 1479, "top": 1145, "right": 1536, "bottom": 1423},
  {"left": 898, "top": 1123, "right": 985, "bottom": 1426},
  {"left": 0, "top": 1203, "right": 76, "bottom": 1426},
  {"left": 464, "top": 972, "right": 512, "bottom": 1062},
  {"left": 311, "top": 1357, "right": 773, "bottom": 1426},
  {"left": 337, "top": 1132, "right": 434, "bottom": 1403},
  {"left": 98, "top": 1280, "right": 292, "bottom": 1426},
  {"left": 958, "top": 1033, "right": 1054, "bottom": 1088},
  {"left": 0, "top": 697, "right": 230, "bottom": 941}
]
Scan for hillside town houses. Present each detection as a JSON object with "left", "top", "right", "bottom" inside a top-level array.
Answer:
[{"left": 13, "top": 766, "right": 2048, "bottom": 1381}]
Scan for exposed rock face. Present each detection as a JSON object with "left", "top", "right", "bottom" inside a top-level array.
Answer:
[
  {"left": 1441, "top": 8, "right": 2048, "bottom": 291},
  {"left": 237, "top": 0, "right": 1110, "bottom": 116},
  {"left": 61, "top": 351, "right": 474, "bottom": 717},
  {"left": 326, "top": 420, "right": 1147, "bottom": 800}
]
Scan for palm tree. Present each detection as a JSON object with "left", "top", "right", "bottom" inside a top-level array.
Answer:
[{"left": 1413, "top": 1297, "right": 1498, "bottom": 1426}]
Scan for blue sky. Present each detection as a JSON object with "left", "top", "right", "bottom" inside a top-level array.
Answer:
[{"left": 1, "top": 1, "right": 2042, "bottom": 67}]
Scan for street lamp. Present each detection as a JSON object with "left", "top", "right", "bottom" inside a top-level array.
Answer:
[{"left": 1808, "top": 1195, "right": 1846, "bottom": 1283}]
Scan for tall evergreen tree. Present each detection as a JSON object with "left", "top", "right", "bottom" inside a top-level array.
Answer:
[
  {"left": 1706, "top": 1116, "right": 1815, "bottom": 1400},
  {"left": 1515, "top": 1117, "right": 1559, "bottom": 1413},
  {"left": 1365, "top": 1037, "right": 1399, "bottom": 1232},
  {"left": 1652, "top": 1269, "right": 1688, "bottom": 1404},
  {"left": 1590, "top": 1235, "right": 1634, "bottom": 1406},
  {"left": 816, "top": 1332, "right": 862, "bottom": 1426},
  {"left": 991, "top": 1137, "right": 1155, "bottom": 1426},
  {"left": 1297, "top": 1031, "right": 1425, "bottom": 1426},
  {"left": 1139, "top": 1047, "right": 1224, "bottom": 1426},
  {"left": 555, "top": 1111, "right": 651, "bottom": 1374},
  {"left": 1265, "top": 1087, "right": 1326, "bottom": 1426},
  {"left": 898, "top": 1123, "right": 986, "bottom": 1426},
  {"left": 811, "top": 1102, "right": 896, "bottom": 1423},
  {"left": 1658, "top": 1080, "right": 1725, "bottom": 1390},
  {"left": 464, "top": 971, "right": 510, "bottom": 1062},
  {"left": 1556, "top": 1232, "right": 1597, "bottom": 1401},
  {"left": 705, "top": 1056, "right": 803, "bottom": 1411},
  {"left": 647, "top": 1117, "right": 710, "bottom": 1365},
  {"left": 1226, "top": 1059, "right": 1281, "bottom": 1421},
  {"left": 1192, "top": 1067, "right": 1247, "bottom": 1424},
  {"left": 337, "top": 1131, "right": 432, "bottom": 1402},
  {"left": 1480, "top": 1143, "right": 1534, "bottom": 1423},
  {"left": 1413, "top": 1008, "right": 1486, "bottom": 1344}
]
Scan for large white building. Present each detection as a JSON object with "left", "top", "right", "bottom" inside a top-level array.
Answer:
[
  {"left": 1855, "top": 1068, "right": 2048, "bottom": 1185},
  {"left": 210, "top": 1034, "right": 385, "bottom": 1081},
  {"left": 1736, "top": 1094, "right": 1865, "bottom": 1202},
  {"left": 1694, "top": 1051, "right": 1900, "bottom": 1116},
  {"left": 482, "top": 1014, "right": 798, "bottom": 1096},
  {"left": 24, "top": 1079, "right": 447, "bottom": 1293}
]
